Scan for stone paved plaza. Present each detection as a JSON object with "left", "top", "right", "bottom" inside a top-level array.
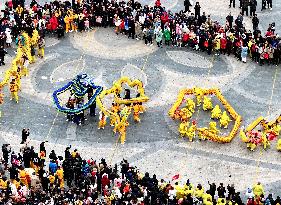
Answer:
[{"left": 1, "top": 0, "right": 281, "bottom": 197}]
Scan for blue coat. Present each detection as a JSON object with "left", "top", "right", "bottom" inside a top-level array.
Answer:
[
  {"left": 241, "top": 46, "right": 248, "bottom": 58},
  {"left": 49, "top": 162, "right": 58, "bottom": 174}
]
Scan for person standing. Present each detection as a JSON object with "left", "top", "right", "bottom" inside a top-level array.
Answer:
[
  {"left": 249, "top": 0, "right": 257, "bottom": 16},
  {"left": 0, "top": 45, "right": 7, "bottom": 66},
  {"left": 184, "top": 0, "right": 192, "bottom": 12},
  {"left": 87, "top": 87, "right": 96, "bottom": 117},
  {"left": 217, "top": 183, "right": 226, "bottom": 198},
  {"left": 5, "top": 28, "right": 12, "bottom": 47},
  {"left": 261, "top": 0, "right": 266, "bottom": 10},
  {"left": 194, "top": 2, "right": 201, "bottom": 19},
  {"left": 241, "top": 44, "right": 248, "bottom": 63},
  {"left": 229, "top": 0, "right": 235, "bottom": 8},
  {"left": 164, "top": 27, "right": 171, "bottom": 46},
  {"left": 155, "top": 26, "right": 163, "bottom": 47},
  {"left": 9, "top": 78, "right": 19, "bottom": 103},
  {"left": 2, "top": 144, "right": 11, "bottom": 164},
  {"left": 267, "top": 0, "right": 272, "bottom": 10},
  {"left": 252, "top": 14, "right": 259, "bottom": 31},
  {"left": 226, "top": 12, "right": 234, "bottom": 28},
  {"left": 38, "top": 36, "right": 45, "bottom": 58},
  {"left": 21, "top": 128, "right": 29, "bottom": 144},
  {"left": 241, "top": 0, "right": 249, "bottom": 16},
  {"left": 147, "top": 26, "right": 154, "bottom": 45},
  {"left": 128, "top": 16, "right": 135, "bottom": 39}
]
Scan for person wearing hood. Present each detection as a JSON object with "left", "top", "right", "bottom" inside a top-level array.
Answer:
[
  {"left": 184, "top": 0, "right": 192, "bottom": 12},
  {"left": 253, "top": 182, "right": 264, "bottom": 197},
  {"left": 155, "top": 26, "right": 163, "bottom": 47},
  {"left": 194, "top": 2, "right": 201, "bottom": 19},
  {"left": 246, "top": 187, "right": 255, "bottom": 199}
]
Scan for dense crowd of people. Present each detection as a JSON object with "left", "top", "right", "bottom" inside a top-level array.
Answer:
[
  {"left": 0, "top": 0, "right": 280, "bottom": 66},
  {"left": 0, "top": 131, "right": 279, "bottom": 205}
]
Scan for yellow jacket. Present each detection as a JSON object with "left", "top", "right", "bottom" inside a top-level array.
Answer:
[
  {"left": 0, "top": 178, "right": 7, "bottom": 189},
  {"left": 56, "top": 169, "right": 64, "bottom": 180},
  {"left": 203, "top": 193, "right": 212, "bottom": 204},
  {"left": 64, "top": 16, "right": 70, "bottom": 24},
  {"left": 253, "top": 184, "right": 264, "bottom": 197},
  {"left": 49, "top": 175, "right": 56, "bottom": 184},
  {"left": 195, "top": 187, "right": 204, "bottom": 198}
]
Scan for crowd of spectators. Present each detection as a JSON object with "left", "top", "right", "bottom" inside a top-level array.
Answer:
[
  {"left": 0, "top": 0, "right": 280, "bottom": 66},
  {"left": 0, "top": 135, "right": 279, "bottom": 205}
]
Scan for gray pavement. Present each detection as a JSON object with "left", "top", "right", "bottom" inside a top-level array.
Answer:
[{"left": 1, "top": 0, "right": 281, "bottom": 197}]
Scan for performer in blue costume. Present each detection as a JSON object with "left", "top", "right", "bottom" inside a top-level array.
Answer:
[{"left": 52, "top": 74, "right": 103, "bottom": 114}]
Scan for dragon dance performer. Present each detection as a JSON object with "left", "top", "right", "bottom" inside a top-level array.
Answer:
[
  {"left": 211, "top": 105, "right": 222, "bottom": 119},
  {"left": 203, "top": 96, "right": 213, "bottom": 111},
  {"left": 110, "top": 102, "right": 120, "bottom": 126},
  {"left": 194, "top": 87, "right": 204, "bottom": 106},
  {"left": 119, "top": 121, "right": 129, "bottom": 144},
  {"left": 186, "top": 98, "right": 195, "bottom": 113},
  {"left": 186, "top": 121, "right": 197, "bottom": 142},
  {"left": 179, "top": 120, "right": 189, "bottom": 137},
  {"left": 64, "top": 15, "right": 71, "bottom": 33},
  {"left": 220, "top": 111, "right": 231, "bottom": 128},
  {"left": 133, "top": 103, "right": 141, "bottom": 123},
  {"left": 9, "top": 78, "right": 20, "bottom": 103},
  {"left": 118, "top": 106, "right": 131, "bottom": 144},
  {"left": 209, "top": 121, "right": 219, "bottom": 135},
  {"left": 98, "top": 111, "right": 107, "bottom": 129},
  {"left": 136, "top": 93, "right": 146, "bottom": 114}
]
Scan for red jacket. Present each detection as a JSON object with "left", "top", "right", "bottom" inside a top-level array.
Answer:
[
  {"left": 220, "top": 38, "right": 227, "bottom": 49},
  {"left": 101, "top": 175, "right": 110, "bottom": 189},
  {"left": 161, "top": 12, "right": 169, "bottom": 24},
  {"left": 182, "top": 33, "right": 189, "bottom": 42},
  {"left": 49, "top": 16, "right": 58, "bottom": 31},
  {"left": 155, "top": 0, "right": 161, "bottom": 7},
  {"left": 120, "top": 20, "right": 125, "bottom": 30}
]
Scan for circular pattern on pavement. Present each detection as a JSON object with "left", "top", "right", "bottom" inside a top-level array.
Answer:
[{"left": 71, "top": 28, "right": 158, "bottom": 60}]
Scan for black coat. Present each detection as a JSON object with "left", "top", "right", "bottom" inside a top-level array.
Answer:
[
  {"left": 184, "top": 0, "right": 191, "bottom": 7},
  {"left": 0, "top": 48, "right": 7, "bottom": 58},
  {"left": 22, "top": 129, "right": 29, "bottom": 142}
]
